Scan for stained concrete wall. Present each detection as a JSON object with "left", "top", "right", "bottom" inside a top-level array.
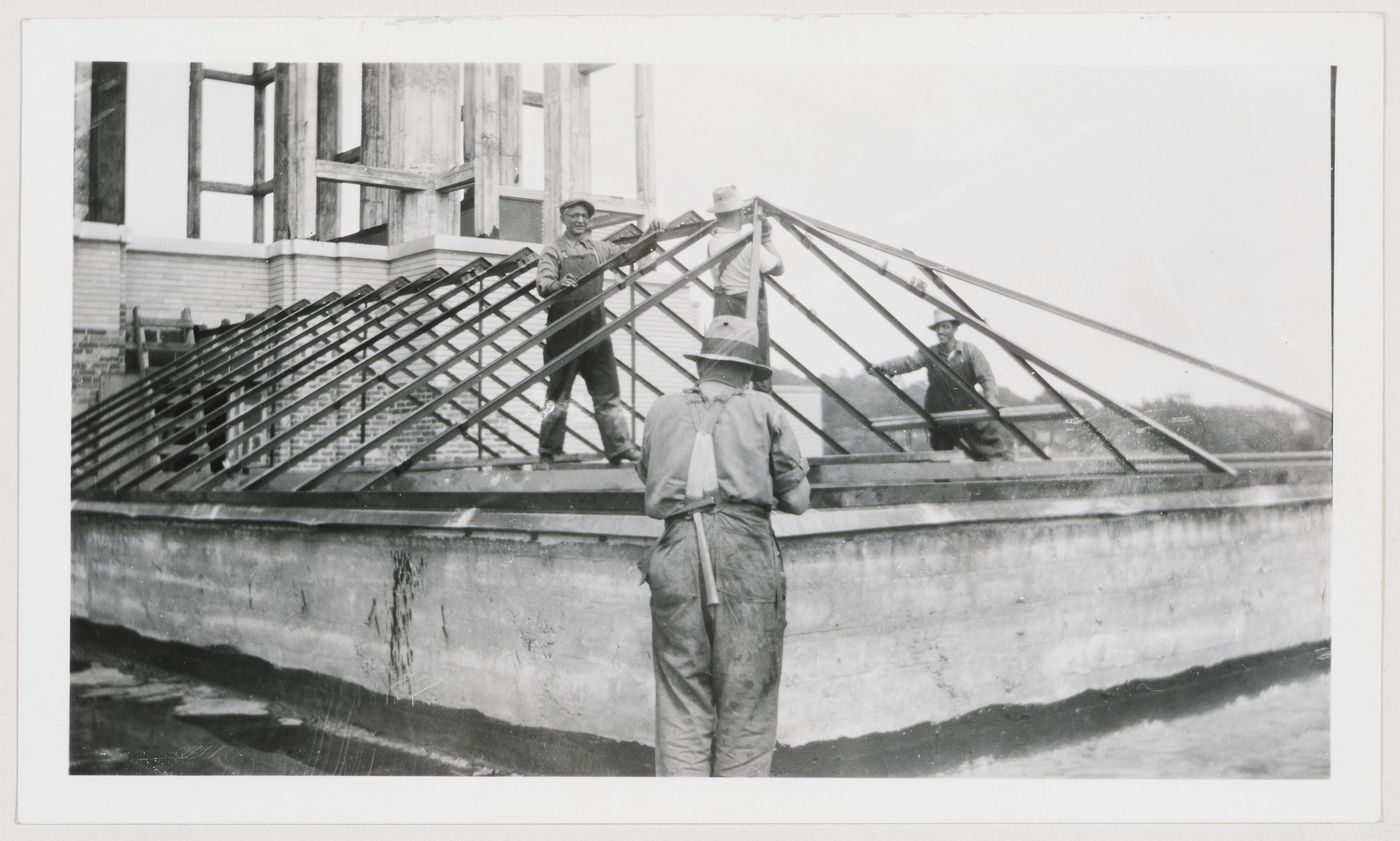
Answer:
[{"left": 71, "top": 484, "right": 1330, "bottom": 750}]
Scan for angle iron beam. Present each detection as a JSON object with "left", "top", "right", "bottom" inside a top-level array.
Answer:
[
  {"left": 415, "top": 279, "right": 610, "bottom": 454},
  {"left": 756, "top": 245, "right": 973, "bottom": 458},
  {"left": 71, "top": 294, "right": 349, "bottom": 481},
  {"left": 159, "top": 259, "right": 534, "bottom": 492},
  {"left": 71, "top": 304, "right": 284, "bottom": 431},
  {"left": 351, "top": 228, "right": 745, "bottom": 490},
  {"left": 221, "top": 252, "right": 567, "bottom": 491},
  {"left": 278, "top": 224, "right": 707, "bottom": 489},
  {"left": 71, "top": 297, "right": 323, "bottom": 456},
  {"left": 121, "top": 263, "right": 503, "bottom": 491},
  {"left": 784, "top": 219, "right": 1050, "bottom": 460},
  {"left": 908, "top": 264, "right": 1134, "bottom": 471},
  {"left": 771, "top": 214, "right": 1236, "bottom": 475},
  {"left": 641, "top": 248, "right": 864, "bottom": 455},
  {"left": 615, "top": 243, "right": 848, "bottom": 455},
  {"left": 762, "top": 198, "right": 1331, "bottom": 422}
]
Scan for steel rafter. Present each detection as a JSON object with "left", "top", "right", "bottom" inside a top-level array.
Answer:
[
  {"left": 782, "top": 218, "right": 1051, "bottom": 461},
  {"left": 762, "top": 198, "right": 1330, "bottom": 422},
  {"left": 763, "top": 205, "right": 1237, "bottom": 475},
  {"left": 249, "top": 223, "right": 711, "bottom": 491}
]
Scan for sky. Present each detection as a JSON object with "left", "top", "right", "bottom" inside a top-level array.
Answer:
[{"left": 120, "top": 61, "right": 1333, "bottom": 412}]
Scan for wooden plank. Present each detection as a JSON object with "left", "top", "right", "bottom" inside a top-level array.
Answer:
[
  {"left": 186, "top": 63, "right": 202, "bottom": 238},
  {"left": 633, "top": 65, "right": 656, "bottom": 224},
  {"left": 359, "top": 64, "right": 391, "bottom": 230},
  {"left": 569, "top": 65, "right": 591, "bottom": 195},
  {"left": 315, "top": 159, "right": 430, "bottom": 191},
  {"left": 578, "top": 63, "right": 614, "bottom": 75},
  {"left": 316, "top": 63, "right": 341, "bottom": 241},
  {"left": 74, "top": 63, "right": 92, "bottom": 222},
  {"left": 252, "top": 63, "right": 267, "bottom": 243},
  {"left": 201, "top": 68, "right": 257, "bottom": 86},
  {"left": 273, "top": 63, "right": 319, "bottom": 242},
  {"left": 201, "top": 180, "right": 256, "bottom": 196},
  {"left": 522, "top": 90, "right": 543, "bottom": 108},
  {"left": 471, "top": 63, "right": 501, "bottom": 237},
  {"left": 542, "top": 65, "right": 567, "bottom": 242},
  {"left": 435, "top": 162, "right": 475, "bottom": 194},
  {"left": 332, "top": 146, "right": 361, "bottom": 164},
  {"left": 500, "top": 63, "right": 522, "bottom": 187}
]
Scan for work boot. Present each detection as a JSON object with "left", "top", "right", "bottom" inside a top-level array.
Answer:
[{"left": 608, "top": 446, "right": 641, "bottom": 466}]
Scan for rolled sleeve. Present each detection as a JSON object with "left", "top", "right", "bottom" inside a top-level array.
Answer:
[
  {"left": 878, "top": 351, "right": 925, "bottom": 376},
  {"left": 536, "top": 243, "right": 564, "bottom": 293},
  {"left": 767, "top": 410, "right": 809, "bottom": 497}
]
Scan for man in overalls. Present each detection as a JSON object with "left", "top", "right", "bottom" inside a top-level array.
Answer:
[
  {"left": 636, "top": 316, "right": 811, "bottom": 776},
  {"left": 535, "top": 197, "right": 642, "bottom": 464},
  {"left": 869, "top": 308, "right": 1012, "bottom": 460}
]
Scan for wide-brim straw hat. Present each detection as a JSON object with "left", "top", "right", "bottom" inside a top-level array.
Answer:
[
  {"left": 559, "top": 196, "right": 596, "bottom": 217},
  {"left": 683, "top": 315, "right": 773, "bottom": 377},
  {"left": 928, "top": 309, "right": 961, "bottom": 328},
  {"left": 707, "top": 184, "right": 752, "bottom": 215}
]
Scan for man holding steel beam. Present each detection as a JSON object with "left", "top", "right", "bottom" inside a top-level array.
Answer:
[
  {"left": 635, "top": 315, "right": 810, "bottom": 776},
  {"left": 705, "top": 185, "right": 784, "bottom": 393}
]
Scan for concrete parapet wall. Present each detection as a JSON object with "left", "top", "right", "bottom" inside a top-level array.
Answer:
[{"left": 72, "top": 483, "right": 1329, "bottom": 753}]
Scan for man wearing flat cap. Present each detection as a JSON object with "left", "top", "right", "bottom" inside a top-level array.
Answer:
[
  {"left": 636, "top": 315, "right": 810, "bottom": 776},
  {"left": 869, "top": 309, "right": 1012, "bottom": 460},
  {"left": 705, "top": 185, "right": 784, "bottom": 393},
  {"left": 534, "top": 196, "right": 644, "bottom": 464}
]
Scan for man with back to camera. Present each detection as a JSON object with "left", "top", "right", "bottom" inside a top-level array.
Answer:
[
  {"left": 636, "top": 315, "right": 811, "bottom": 776},
  {"left": 534, "top": 196, "right": 651, "bottom": 465},
  {"left": 868, "top": 308, "right": 1012, "bottom": 460},
  {"left": 705, "top": 185, "right": 784, "bottom": 394}
]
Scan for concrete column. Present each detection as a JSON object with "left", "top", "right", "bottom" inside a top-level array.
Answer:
[
  {"left": 499, "top": 64, "right": 522, "bottom": 187},
  {"left": 469, "top": 63, "right": 501, "bottom": 239},
  {"left": 386, "top": 63, "right": 461, "bottom": 244},
  {"left": 316, "top": 64, "right": 341, "bottom": 241},
  {"left": 542, "top": 63, "right": 590, "bottom": 242},
  {"left": 273, "top": 63, "right": 318, "bottom": 241},
  {"left": 74, "top": 63, "right": 92, "bottom": 223},
  {"left": 359, "top": 63, "right": 391, "bottom": 231},
  {"left": 88, "top": 61, "right": 127, "bottom": 225}
]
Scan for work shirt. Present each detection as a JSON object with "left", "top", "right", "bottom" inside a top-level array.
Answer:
[
  {"left": 879, "top": 339, "right": 999, "bottom": 414},
  {"left": 535, "top": 234, "right": 625, "bottom": 338},
  {"left": 637, "top": 384, "right": 809, "bottom": 521},
  {"left": 707, "top": 226, "right": 781, "bottom": 297}
]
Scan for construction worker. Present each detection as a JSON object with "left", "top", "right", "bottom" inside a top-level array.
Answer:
[
  {"left": 534, "top": 197, "right": 645, "bottom": 465},
  {"left": 706, "top": 185, "right": 783, "bottom": 394},
  {"left": 636, "top": 315, "right": 810, "bottom": 776},
  {"left": 868, "top": 309, "right": 1012, "bottom": 460}
]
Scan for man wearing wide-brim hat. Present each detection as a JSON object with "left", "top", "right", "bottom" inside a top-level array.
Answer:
[
  {"left": 868, "top": 308, "right": 1012, "bottom": 460},
  {"left": 704, "top": 185, "right": 784, "bottom": 394},
  {"left": 636, "top": 315, "right": 810, "bottom": 776},
  {"left": 534, "top": 196, "right": 649, "bottom": 464}
]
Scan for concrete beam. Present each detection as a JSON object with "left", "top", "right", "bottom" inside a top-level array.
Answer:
[
  {"left": 74, "top": 63, "right": 92, "bottom": 223},
  {"left": 359, "top": 63, "right": 392, "bottom": 230},
  {"left": 316, "top": 64, "right": 341, "bottom": 241}
]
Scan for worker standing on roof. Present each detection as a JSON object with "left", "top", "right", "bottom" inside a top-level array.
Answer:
[
  {"left": 636, "top": 315, "right": 810, "bottom": 776},
  {"left": 534, "top": 197, "right": 647, "bottom": 465},
  {"left": 868, "top": 309, "right": 1011, "bottom": 460},
  {"left": 706, "top": 185, "right": 783, "bottom": 394}
]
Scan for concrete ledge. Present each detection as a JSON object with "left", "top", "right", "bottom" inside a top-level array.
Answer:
[{"left": 72, "top": 483, "right": 1330, "bottom": 540}]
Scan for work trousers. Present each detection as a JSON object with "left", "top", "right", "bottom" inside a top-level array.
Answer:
[
  {"left": 712, "top": 290, "right": 772, "bottom": 394},
  {"left": 929, "top": 419, "right": 1011, "bottom": 461},
  {"left": 538, "top": 323, "right": 635, "bottom": 459},
  {"left": 643, "top": 504, "right": 786, "bottom": 776}
]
